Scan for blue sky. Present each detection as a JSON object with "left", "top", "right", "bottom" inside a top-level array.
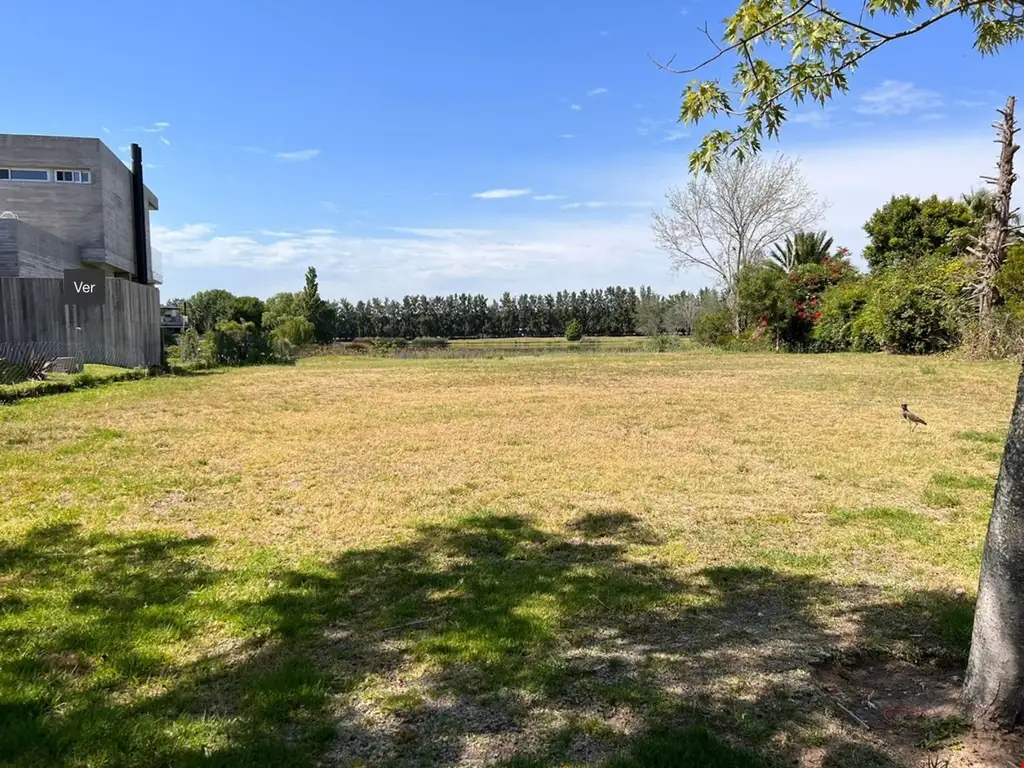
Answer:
[{"left": 5, "top": 1, "right": 1023, "bottom": 302}]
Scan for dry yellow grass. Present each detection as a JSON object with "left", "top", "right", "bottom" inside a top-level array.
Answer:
[
  {"left": 2, "top": 351, "right": 1013, "bottom": 577},
  {"left": 0, "top": 349, "right": 1019, "bottom": 766}
]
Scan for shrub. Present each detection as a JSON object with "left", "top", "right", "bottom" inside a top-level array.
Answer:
[
  {"left": 993, "top": 242, "right": 1024, "bottom": 319},
  {"left": 720, "top": 331, "right": 773, "bottom": 352},
  {"left": 175, "top": 327, "right": 206, "bottom": 365},
  {"left": 409, "top": 337, "right": 449, "bottom": 349},
  {"left": 813, "top": 279, "right": 873, "bottom": 351},
  {"left": 208, "top": 320, "right": 272, "bottom": 365},
  {"left": 961, "top": 308, "right": 1024, "bottom": 360},
  {"left": 565, "top": 319, "right": 584, "bottom": 342},
  {"left": 0, "top": 358, "right": 27, "bottom": 385},
  {"left": 0, "top": 355, "right": 56, "bottom": 384},
  {"left": 272, "top": 315, "right": 316, "bottom": 346},
  {"left": 646, "top": 334, "right": 681, "bottom": 352},
  {"left": 852, "top": 255, "right": 971, "bottom": 354},
  {"left": 271, "top": 337, "right": 299, "bottom": 362},
  {"left": 693, "top": 310, "right": 734, "bottom": 347}
]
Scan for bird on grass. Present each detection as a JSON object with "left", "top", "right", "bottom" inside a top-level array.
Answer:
[{"left": 901, "top": 404, "right": 927, "bottom": 431}]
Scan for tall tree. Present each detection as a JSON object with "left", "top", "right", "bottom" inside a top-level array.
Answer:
[
  {"left": 186, "top": 289, "right": 236, "bottom": 334},
  {"left": 661, "top": 0, "right": 1024, "bottom": 731},
  {"left": 299, "top": 266, "right": 333, "bottom": 343},
  {"left": 230, "top": 296, "right": 266, "bottom": 329},
  {"left": 652, "top": 153, "right": 825, "bottom": 333},
  {"left": 862, "top": 194, "right": 977, "bottom": 270}
]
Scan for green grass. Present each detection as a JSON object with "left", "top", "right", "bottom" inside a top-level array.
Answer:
[{"left": 0, "top": 350, "right": 1017, "bottom": 766}]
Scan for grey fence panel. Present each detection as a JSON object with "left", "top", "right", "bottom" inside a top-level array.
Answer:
[{"left": 0, "top": 278, "right": 161, "bottom": 370}]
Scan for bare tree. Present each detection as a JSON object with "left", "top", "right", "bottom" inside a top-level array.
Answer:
[
  {"left": 669, "top": 293, "right": 701, "bottom": 335},
  {"left": 651, "top": 153, "right": 826, "bottom": 333},
  {"left": 968, "top": 96, "right": 1021, "bottom": 355}
]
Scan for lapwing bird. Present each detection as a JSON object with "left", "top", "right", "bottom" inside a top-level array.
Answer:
[{"left": 901, "top": 404, "right": 927, "bottom": 431}]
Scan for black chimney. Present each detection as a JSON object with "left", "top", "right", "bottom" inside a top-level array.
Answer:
[{"left": 130, "top": 143, "right": 150, "bottom": 284}]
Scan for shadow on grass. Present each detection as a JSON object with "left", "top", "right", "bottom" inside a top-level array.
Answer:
[{"left": 0, "top": 514, "right": 977, "bottom": 767}]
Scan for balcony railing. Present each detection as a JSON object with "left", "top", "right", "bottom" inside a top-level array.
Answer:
[{"left": 151, "top": 247, "right": 164, "bottom": 285}]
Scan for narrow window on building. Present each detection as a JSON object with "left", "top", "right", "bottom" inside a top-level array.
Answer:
[
  {"left": 9, "top": 169, "right": 50, "bottom": 182},
  {"left": 55, "top": 170, "right": 91, "bottom": 184},
  {"left": 0, "top": 169, "right": 9, "bottom": 180}
]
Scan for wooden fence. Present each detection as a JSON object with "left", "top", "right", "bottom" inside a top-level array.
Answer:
[{"left": 0, "top": 278, "right": 161, "bottom": 369}]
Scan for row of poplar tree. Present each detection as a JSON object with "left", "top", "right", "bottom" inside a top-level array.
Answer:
[{"left": 173, "top": 269, "right": 728, "bottom": 342}]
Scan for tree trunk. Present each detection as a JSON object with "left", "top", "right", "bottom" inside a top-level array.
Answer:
[
  {"left": 972, "top": 96, "right": 1019, "bottom": 351},
  {"left": 963, "top": 364, "right": 1024, "bottom": 730}
]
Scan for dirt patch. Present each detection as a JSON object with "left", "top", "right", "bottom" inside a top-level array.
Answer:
[
  {"left": 150, "top": 490, "right": 186, "bottom": 515},
  {"left": 812, "top": 657, "right": 1024, "bottom": 767}
]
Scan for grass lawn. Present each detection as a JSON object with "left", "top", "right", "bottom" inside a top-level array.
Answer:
[{"left": 0, "top": 350, "right": 1019, "bottom": 766}]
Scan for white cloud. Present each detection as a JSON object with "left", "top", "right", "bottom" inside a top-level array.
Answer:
[
  {"left": 138, "top": 122, "right": 170, "bottom": 133},
  {"left": 789, "top": 111, "right": 829, "bottom": 125},
  {"left": 561, "top": 201, "right": 653, "bottom": 210},
  {"left": 570, "top": 104, "right": 582, "bottom": 111},
  {"left": 558, "top": 134, "right": 575, "bottom": 139},
  {"left": 662, "top": 129, "right": 689, "bottom": 142},
  {"left": 102, "top": 126, "right": 111, "bottom": 134},
  {"left": 637, "top": 117, "right": 670, "bottom": 136},
  {"left": 854, "top": 80, "right": 942, "bottom": 116},
  {"left": 954, "top": 99, "right": 988, "bottom": 108},
  {"left": 275, "top": 149, "right": 321, "bottom": 161},
  {"left": 532, "top": 194, "right": 565, "bottom": 201},
  {"left": 387, "top": 227, "right": 496, "bottom": 239},
  {"left": 321, "top": 201, "right": 339, "bottom": 212},
  {"left": 587, "top": 88, "right": 608, "bottom": 96},
  {"left": 472, "top": 188, "right": 532, "bottom": 199},
  {"left": 305, "top": 228, "right": 337, "bottom": 235},
  {"left": 159, "top": 136, "right": 171, "bottom": 145},
  {"left": 257, "top": 230, "right": 298, "bottom": 238},
  {"left": 152, "top": 217, "right": 663, "bottom": 288},
  {"left": 919, "top": 113, "right": 945, "bottom": 121}
]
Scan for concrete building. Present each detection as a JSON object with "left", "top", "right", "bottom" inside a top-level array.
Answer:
[{"left": 0, "top": 134, "right": 161, "bottom": 284}]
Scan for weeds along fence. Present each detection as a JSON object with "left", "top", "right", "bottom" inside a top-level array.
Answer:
[{"left": 0, "top": 278, "right": 161, "bottom": 372}]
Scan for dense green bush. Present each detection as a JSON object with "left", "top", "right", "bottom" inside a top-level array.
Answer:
[
  {"left": 272, "top": 315, "right": 316, "bottom": 346},
  {"left": 208, "top": 320, "right": 274, "bottom": 365},
  {"left": 693, "top": 310, "right": 734, "bottom": 347},
  {"left": 993, "top": 242, "right": 1024, "bottom": 318},
  {"left": 851, "top": 256, "right": 971, "bottom": 354},
  {"left": 738, "top": 250, "right": 857, "bottom": 351},
  {"left": 565, "top": 319, "right": 584, "bottom": 342},
  {"left": 813, "top": 279, "right": 874, "bottom": 351}
]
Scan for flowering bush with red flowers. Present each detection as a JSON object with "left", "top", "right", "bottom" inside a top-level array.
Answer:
[{"left": 739, "top": 246, "right": 857, "bottom": 350}]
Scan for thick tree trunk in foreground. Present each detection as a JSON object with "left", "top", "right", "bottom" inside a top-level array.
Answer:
[{"left": 963, "top": 365, "right": 1024, "bottom": 730}]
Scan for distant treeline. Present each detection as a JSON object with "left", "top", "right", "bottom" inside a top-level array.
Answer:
[{"left": 174, "top": 281, "right": 727, "bottom": 342}]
